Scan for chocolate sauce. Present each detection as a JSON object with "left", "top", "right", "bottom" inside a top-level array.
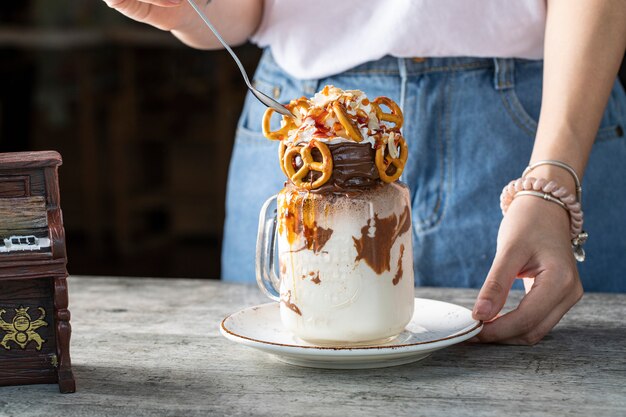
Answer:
[
  {"left": 353, "top": 205, "right": 411, "bottom": 275},
  {"left": 292, "top": 142, "right": 382, "bottom": 193},
  {"left": 281, "top": 290, "right": 302, "bottom": 316},
  {"left": 302, "top": 271, "right": 321, "bottom": 284},
  {"left": 310, "top": 271, "right": 321, "bottom": 285},
  {"left": 393, "top": 244, "right": 405, "bottom": 285},
  {"left": 302, "top": 222, "right": 333, "bottom": 253}
]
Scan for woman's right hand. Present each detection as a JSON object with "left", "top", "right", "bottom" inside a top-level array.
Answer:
[
  {"left": 102, "top": 0, "right": 194, "bottom": 32},
  {"left": 102, "top": 0, "right": 262, "bottom": 49}
]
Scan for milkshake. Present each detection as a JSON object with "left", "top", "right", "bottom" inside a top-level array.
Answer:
[{"left": 258, "top": 86, "right": 414, "bottom": 344}]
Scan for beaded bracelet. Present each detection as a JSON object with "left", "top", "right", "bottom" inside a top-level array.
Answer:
[
  {"left": 523, "top": 160, "right": 583, "bottom": 203},
  {"left": 500, "top": 176, "right": 588, "bottom": 262}
]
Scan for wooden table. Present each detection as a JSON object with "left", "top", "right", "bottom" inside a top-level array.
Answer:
[{"left": 1, "top": 276, "right": 624, "bottom": 416}]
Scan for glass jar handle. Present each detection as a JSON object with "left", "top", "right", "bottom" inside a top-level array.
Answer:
[{"left": 256, "top": 194, "right": 280, "bottom": 302}]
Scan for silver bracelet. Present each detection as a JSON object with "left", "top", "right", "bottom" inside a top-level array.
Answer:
[
  {"left": 523, "top": 160, "right": 582, "bottom": 203},
  {"left": 514, "top": 190, "right": 568, "bottom": 211}
]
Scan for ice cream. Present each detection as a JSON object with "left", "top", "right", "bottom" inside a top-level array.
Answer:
[{"left": 262, "top": 86, "right": 414, "bottom": 344}]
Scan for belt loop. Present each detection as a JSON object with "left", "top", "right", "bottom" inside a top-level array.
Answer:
[
  {"left": 398, "top": 58, "right": 408, "bottom": 112},
  {"left": 493, "top": 58, "right": 515, "bottom": 91}
]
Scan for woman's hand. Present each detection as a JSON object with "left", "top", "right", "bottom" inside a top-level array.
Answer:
[
  {"left": 471, "top": 0, "right": 626, "bottom": 345},
  {"left": 101, "top": 0, "right": 263, "bottom": 49},
  {"left": 102, "top": 0, "right": 193, "bottom": 32},
  {"left": 472, "top": 191, "right": 583, "bottom": 345}
]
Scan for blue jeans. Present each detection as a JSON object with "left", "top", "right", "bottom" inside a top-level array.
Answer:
[{"left": 222, "top": 51, "right": 626, "bottom": 292}]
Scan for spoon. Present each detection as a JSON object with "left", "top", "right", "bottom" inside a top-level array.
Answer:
[{"left": 186, "top": 0, "right": 295, "bottom": 118}]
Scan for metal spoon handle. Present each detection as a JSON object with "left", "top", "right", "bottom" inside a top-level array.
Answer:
[
  {"left": 186, "top": 0, "right": 252, "bottom": 88},
  {"left": 185, "top": 0, "right": 294, "bottom": 117}
]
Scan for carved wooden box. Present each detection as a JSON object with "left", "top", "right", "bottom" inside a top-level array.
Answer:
[{"left": 0, "top": 151, "right": 75, "bottom": 393}]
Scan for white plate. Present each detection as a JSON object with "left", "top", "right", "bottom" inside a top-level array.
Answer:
[{"left": 220, "top": 298, "right": 482, "bottom": 369}]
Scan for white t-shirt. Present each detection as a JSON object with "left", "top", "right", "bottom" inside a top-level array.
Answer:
[{"left": 251, "top": 0, "right": 546, "bottom": 80}]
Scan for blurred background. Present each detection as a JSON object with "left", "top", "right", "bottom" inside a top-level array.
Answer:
[
  {"left": 0, "top": 1, "right": 261, "bottom": 279},
  {"left": 1, "top": 2, "right": 624, "bottom": 279}
]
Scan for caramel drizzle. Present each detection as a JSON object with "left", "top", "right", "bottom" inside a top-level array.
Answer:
[{"left": 279, "top": 190, "right": 333, "bottom": 253}]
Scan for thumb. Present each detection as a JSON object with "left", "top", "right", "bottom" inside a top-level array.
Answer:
[{"left": 473, "top": 247, "right": 526, "bottom": 321}]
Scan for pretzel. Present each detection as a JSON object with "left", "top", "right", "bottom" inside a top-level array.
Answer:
[
  {"left": 278, "top": 142, "right": 288, "bottom": 177},
  {"left": 332, "top": 101, "right": 363, "bottom": 142},
  {"left": 262, "top": 96, "right": 312, "bottom": 141},
  {"left": 286, "top": 97, "right": 310, "bottom": 122},
  {"left": 372, "top": 97, "right": 403, "bottom": 130},
  {"left": 262, "top": 107, "right": 297, "bottom": 141},
  {"left": 282, "top": 140, "right": 333, "bottom": 190},
  {"left": 375, "top": 135, "right": 408, "bottom": 183}
]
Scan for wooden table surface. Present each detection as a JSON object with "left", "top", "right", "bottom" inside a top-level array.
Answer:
[{"left": 1, "top": 276, "right": 624, "bottom": 417}]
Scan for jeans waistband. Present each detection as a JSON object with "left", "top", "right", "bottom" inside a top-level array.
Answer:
[
  {"left": 344, "top": 56, "right": 540, "bottom": 91},
  {"left": 259, "top": 49, "right": 543, "bottom": 94},
  {"left": 346, "top": 56, "right": 493, "bottom": 75}
]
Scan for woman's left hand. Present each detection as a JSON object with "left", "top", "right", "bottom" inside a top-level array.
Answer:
[{"left": 471, "top": 194, "right": 584, "bottom": 345}]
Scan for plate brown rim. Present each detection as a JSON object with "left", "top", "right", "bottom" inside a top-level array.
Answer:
[{"left": 220, "top": 302, "right": 483, "bottom": 351}]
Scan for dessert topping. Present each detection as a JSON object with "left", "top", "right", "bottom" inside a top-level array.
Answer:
[{"left": 263, "top": 85, "right": 409, "bottom": 189}]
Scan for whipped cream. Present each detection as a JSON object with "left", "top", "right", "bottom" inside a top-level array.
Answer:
[{"left": 283, "top": 85, "right": 399, "bottom": 148}]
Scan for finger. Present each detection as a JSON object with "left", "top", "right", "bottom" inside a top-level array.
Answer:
[
  {"left": 497, "top": 313, "right": 564, "bottom": 345},
  {"left": 473, "top": 247, "right": 529, "bottom": 321},
  {"left": 475, "top": 270, "right": 570, "bottom": 342},
  {"left": 103, "top": 0, "right": 155, "bottom": 23},
  {"left": 104, "top": 0, "right": 181, "bottom": 8},
  {"left": 494, "top": 298, "right": 575, "bottom": 345},
  {"left": 477, "top": 297, "right": 568, "bottom": 344},
  {"left": 498, "top": 280, "right": 583, "bottom": 345},
  {"left": 102, "top": 0, "right": 183, "bottom": 29}
]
